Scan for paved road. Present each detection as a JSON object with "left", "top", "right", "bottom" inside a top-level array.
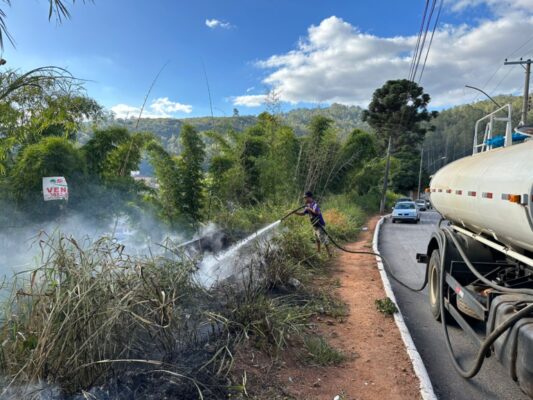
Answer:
[{"left": 379, "top": 211, "right": 529, "bottom": 400}]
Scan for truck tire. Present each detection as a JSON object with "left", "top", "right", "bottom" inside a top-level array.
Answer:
[{"left": 428, "top": 249, "right": 442, "bottom": 321}]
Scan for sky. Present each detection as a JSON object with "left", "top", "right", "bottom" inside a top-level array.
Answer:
[{"left": 3, "top": 0, "right": 533, "bottom": 118}]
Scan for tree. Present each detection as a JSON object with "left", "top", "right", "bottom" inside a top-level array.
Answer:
[
  {"left": 9, "top": 136, "right": 86, "bottom": 219},
  {"left": 0, "top": 67, "right": 96, "bottom": 174},
  {"left": 83, "top": 127, "right": 130, "bottom": 176},
  {"left": 302, "top": 115, "right": 334, "bottom": 193},
  {"left": 363, "top": 80, "right": 436, "bottom": 205},
  {"left": 363, "top": 79, "right": 436, "bottom": 149},
  {"left": 178, "top": 124, "right": 205, "bottom": 224},
  {"left": 146, "top": 140, "right": 182, "bottom": 224}
]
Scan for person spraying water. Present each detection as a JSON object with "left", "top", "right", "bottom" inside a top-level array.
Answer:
[{"left": 294, "top": 191, "right": 332, "bottom": 257}]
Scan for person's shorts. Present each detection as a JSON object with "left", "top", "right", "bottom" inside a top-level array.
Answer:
[{"left": 313, "top": 225, "right": 329, "bottom": 245}]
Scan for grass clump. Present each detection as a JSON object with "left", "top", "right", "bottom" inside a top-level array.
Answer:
[
  {"left": 0, "top": 233, "right": 227, "bottom": 398},
  {"left": 212, "top": 281, "right": 310, "bottom": 355},
  {"left": 302, "top": 335, "right": 345, "bottom": 366},
  {"left": 375, "top": 297, "right": 398, "bottom": 316},
  {"left": 308, "top": 291, "right": 349, "bottom": 320}
]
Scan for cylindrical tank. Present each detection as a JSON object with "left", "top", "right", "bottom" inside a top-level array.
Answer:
[{"left": 430, "top": 140, "right": 533, "bottom": 253}]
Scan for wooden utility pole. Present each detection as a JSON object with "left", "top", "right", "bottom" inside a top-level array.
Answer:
[
  {"left": 380, "top": 136, "right": 392, "bottom": 214},
  {"left": 504, "top": 58, "right": 531, "bottom": 125}
]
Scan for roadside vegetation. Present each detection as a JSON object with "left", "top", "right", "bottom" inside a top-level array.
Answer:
[{"left": 0, "top": 5, "right": 438, "bottom": 396}]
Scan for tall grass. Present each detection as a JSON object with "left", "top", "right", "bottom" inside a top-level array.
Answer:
[
  {"left": 0, "top": 232, "right": 225, "bottom": 398},
  {"left": 0, "top": 197, "right": 365, "bottom": 397}
]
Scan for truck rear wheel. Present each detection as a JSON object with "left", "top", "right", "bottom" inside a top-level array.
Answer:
[{"left": 428, "top": 249, "right": 442, "bottom": 321}]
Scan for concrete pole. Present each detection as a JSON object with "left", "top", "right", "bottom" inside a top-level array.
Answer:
[
  {"left": 417, "top": 147, "right": 424, "bottom": 200},
  {"left": 380, "top": 136, "right": 392, "bottom": 214},
  {"left": 504, "top": 58, "right": 531, "bottom": 126},
  {"left": 522, "top": 62, "right": 530, "bottom": 126}
]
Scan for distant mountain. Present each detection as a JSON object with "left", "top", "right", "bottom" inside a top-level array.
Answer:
[{"left": 104, "top": 103, "right": 368, "bottom": 153}]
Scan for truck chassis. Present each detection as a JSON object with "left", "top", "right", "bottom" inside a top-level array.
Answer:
[{"left": 418, "top": 222, "right": 533, "bottom": 398}]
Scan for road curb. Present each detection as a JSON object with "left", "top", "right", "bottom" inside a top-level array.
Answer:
[{"left": 372, "top": 215, "right": 437, "bottom": 400}]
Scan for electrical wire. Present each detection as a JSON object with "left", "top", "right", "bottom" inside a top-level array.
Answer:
[
  {"left": 471, "top": 33, "right": 533, "bottom": 103},
  {"left": 412, "top": 0, "right": 438, "bottom": 83},
  {"left": 418, "top": 0, "right": 443, "bottom": 83},
  {"left": 409, "top": 0, "right": 430, "bottom": 81}
]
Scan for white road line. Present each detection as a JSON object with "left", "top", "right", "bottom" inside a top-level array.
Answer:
[{"left": 373, "top": 216, "right": 437, "bottom": 400}]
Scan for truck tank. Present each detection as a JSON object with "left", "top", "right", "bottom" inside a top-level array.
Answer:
[{"left": 430, "top": 139, "right": 533, "bottom": 253}]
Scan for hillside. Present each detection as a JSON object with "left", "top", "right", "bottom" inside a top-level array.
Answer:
[
  {"left": 109, "top": 103, "right": 368, "bottom": 153},
  {"left": 424, "top": 95, "right": 522, "bottom": 173}
]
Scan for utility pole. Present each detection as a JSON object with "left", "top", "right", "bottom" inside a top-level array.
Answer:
[
  {"left": 417, "top": 147, "right": 424, "bottom": 200},
  {"left": 504, "top": 58, "right": 531, "bottom": 125},
  {"left": 380, "top": 136, "right": 392, "bottom": 214}
]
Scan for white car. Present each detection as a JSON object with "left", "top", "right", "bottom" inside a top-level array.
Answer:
[
  {"left": 391, "top": 201, "right": 420, "bottom": 224},
  {"left": 415, "top": 199, "right": 427, "bottom": 211}
]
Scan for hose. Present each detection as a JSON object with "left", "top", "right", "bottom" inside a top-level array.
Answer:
[
  {"left": 282, "top": 210, "right": 533, "bottom": 379},
  {"left": 280, "top": 205, "right": 306, "bottom": 221},
  {"left": 438, "top": 229, "right": 533, "bottom": 378},
  {"left": 442, "top": 226, "right": 533, "bottom": 296},
  {"left": 279, "top": 208, "right": 428, "bottom": 292},
  {"left": 319, "top": 224, "right": 429, "bottom": 292}
]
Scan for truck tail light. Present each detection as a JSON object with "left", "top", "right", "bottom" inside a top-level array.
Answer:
[{"left": 508, "top": 194, "right": 521, "bottom": 203}]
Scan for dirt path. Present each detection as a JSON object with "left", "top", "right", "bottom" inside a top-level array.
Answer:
[{"left": 278, "top": 216, "right": 421, "bottom": 400}]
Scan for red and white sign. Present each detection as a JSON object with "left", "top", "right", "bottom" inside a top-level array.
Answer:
[{"left": 43, "top": 177, "right": 69, "bottom": 201}]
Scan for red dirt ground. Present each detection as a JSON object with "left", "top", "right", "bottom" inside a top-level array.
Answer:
[{"left": 273, "top": 216, "right": 421, "bottom": 400}]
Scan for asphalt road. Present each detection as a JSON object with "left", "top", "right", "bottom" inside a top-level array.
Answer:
[{"left": 378, "top": 211, "right": 530, "bottom": 400}]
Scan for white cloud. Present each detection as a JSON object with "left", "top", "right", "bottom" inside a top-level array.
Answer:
[
  {"left": 205, "top": 18, "right": 233, "bottom": 29},
  {"left": 233, "top": 11, "right": 533, "bottom": 108},
  {"left": 150, "top": 97, "right": 192, "bottom": 114},
  {"left": 233, "top": 94, "right": 267, "bottom": 107},
  {"left": 111, "top": 97, "right": 192, "bottom": 119},
  {"left": 447, "top": 0, "right": 533, "bottom": 13}
]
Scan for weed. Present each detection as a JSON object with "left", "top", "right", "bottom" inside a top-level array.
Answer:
[
  {"left": 302, "top": 335, "right": 345, "bottom": 366},
  {"left": 308, "top": 291, "right": 348, "bottom": 319},
  {"left": 0, "top": 232, "right": 226, "bottom": 398},
  {"left": 375, "top": 297, "right": 398, "bottom": 316}
]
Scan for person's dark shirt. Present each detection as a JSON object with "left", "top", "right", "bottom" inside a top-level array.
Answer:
[{"left": 304, "top": 201, "right": 325, "bottom": 227}]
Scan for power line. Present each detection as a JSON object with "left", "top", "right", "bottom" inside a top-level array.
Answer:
[
  {"left": 471, "top": 33, "right": 533, "bottom": 102},
  {"left": 409, "top": 0, "right": 430, "bottom": 81},
  {"left": 412, "top": 0, "right": 438, "bottom": 82},
  {"left": 418, "top": 0, "right": 443, "bottom": 83},
  {"left": 489, "top": 64, "right": 514, "bottom": 96}
]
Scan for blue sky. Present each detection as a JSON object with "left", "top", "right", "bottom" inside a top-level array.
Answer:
[{"left": 3, "top": 0, "right": 533, "bottom": 118}]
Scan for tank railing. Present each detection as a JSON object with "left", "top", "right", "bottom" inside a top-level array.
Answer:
[{"left": 473, "top": 104, "right": 512, "bottom": 154}]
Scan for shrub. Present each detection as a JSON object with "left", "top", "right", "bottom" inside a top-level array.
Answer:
[{"left": 375, "top": 297, "right": 398, "bottom": 316}]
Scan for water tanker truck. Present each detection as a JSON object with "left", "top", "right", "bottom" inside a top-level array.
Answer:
[{"left": 417, "top": 104, "right": 533, "bottom": 397}]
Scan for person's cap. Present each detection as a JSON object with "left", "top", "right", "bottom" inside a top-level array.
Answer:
[{"left": 303, "top": 191, "right": 313, "bottom": 198}]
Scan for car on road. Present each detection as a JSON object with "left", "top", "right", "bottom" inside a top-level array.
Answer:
[
  {"left": 396, "top": 197, "right": 413, "bottom": 204},
  {"left": 391, "top": 201, "right": 420, "bottom": 223},
  {"left": 415, "top": 199, "right": 427, "bottom": 211}
]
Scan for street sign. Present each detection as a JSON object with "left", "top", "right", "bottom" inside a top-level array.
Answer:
[{"left": 43, "top": 177, "right": 69, "bottom": 201}]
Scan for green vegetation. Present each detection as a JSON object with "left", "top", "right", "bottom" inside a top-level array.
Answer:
[
  {"left": 302, "top": 335, "right": 346, "bottom": 366},
  {"left": 375, "top": 297, "right": 399, "bottom": 316},
  {"left": 363, "top": 79, "right": 437, "bottom": 194},
  {"left": 424, "top": 95, "right": 523, "bottom": 174},
  {"left": 0, "top": 64, "right": 443, "bottom": 398}
]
